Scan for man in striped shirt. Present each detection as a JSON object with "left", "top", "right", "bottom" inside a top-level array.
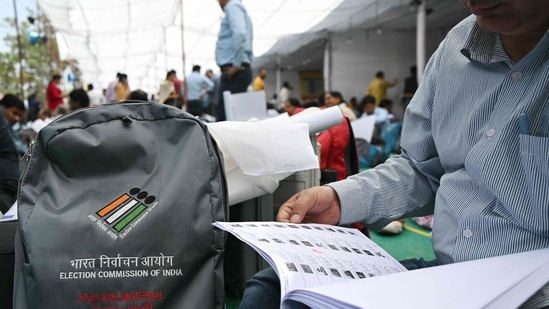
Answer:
[{"left": 240, "top": 1, "right": 549, "bottom": 308}]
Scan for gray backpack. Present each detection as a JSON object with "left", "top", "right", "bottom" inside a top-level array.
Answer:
[{"left": 13, "top": 102, "right": 227, "bottom": 308}]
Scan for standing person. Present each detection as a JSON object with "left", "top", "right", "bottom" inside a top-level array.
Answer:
[
  {"left": 86, "top": 83, "right": 106, "bottom": 107},
  {"left": 114, "top": 74, "right": 130, "bottom": 102},
  {"left": 158, "top": 70, "right": 178, "bottom": 106},
  {"left": 277, "top": 81, "right": 292, "bottom": 112},
  {"left": 171, "top": 70, "right": 185, "bottom": 109},
  {"left": 26, "top": 93, "right": 41, "bottom": 122},
  {"left": 252, "top": 68, "right": 267, "bottom": 92},
  {"left": 105, "top": 72, "right": 121, "bottom": 102},
  {"left": 215, "top": 0, "right": 253, "bottom": 121},
  {"left": 185, "top": 65, "right": 214, "bottom": 117},
  {"left": 0, "top": 95, "right": 21, "bottom": 214},
  {"left": 401, "top": 65, "right": 418, "bottom": 115},
  {"left": 240, "top": 1, "right": 549, "bottom": 308},
  {"left": 205, "top": 69, "right": 221, "bottom": 116},
  {"left": 366, "top": 71, "right": 398, "bottom": 105},
  {"left": 46, "top": 74, "right": 64, "bottom": 113}
]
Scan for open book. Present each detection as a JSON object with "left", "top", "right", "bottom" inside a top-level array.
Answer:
[{"left": 214, "top": 221, "right": 549, "bottom": 309}]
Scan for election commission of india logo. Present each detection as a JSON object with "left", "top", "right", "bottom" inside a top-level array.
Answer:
[{"left": 89, "top": 188, "right": 158, "bottom": 239}]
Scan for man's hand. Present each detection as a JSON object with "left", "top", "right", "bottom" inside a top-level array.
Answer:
[
  {"left": 222, "top": 66, "right": 244, "bottom": 80},
  {"left": 276, "top": 186, "right": 341, "bottom": 225}
]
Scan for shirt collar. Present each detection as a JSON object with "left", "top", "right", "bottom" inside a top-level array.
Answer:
[
  {"left": 460, "top": 23, "right": 504, "bottom": 64},
  {"left": 461, "top": 22, "right": 549, "bottom": 64}
]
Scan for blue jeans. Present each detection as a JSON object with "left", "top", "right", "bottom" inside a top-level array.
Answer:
[{"left": 238, "top": 258, "right": 439, "bottom": 309}]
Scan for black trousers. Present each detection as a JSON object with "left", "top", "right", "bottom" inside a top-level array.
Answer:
[
  {"left": 187, "top": 100, "right": 204, "bottom": 117},
  {"left": 216, "top": 66, "right": 253, "bottom": 122}
]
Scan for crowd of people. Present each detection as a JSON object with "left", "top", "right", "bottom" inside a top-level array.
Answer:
[
  {"left": 0, "top": 4, "right": 415, "bottom": 241},
  {"left": 1, "top": 0, "right": 548, "bottom": 307}
]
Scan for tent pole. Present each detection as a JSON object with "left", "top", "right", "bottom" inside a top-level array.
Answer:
[
  {"left": 180, "top": 0, "right": 186, "bottom": 76},
  {"left": 276, "top": 54, "right": 281, "bottom": 104},
  {"left": 416, "top": 0, "right": 427, "bottom": 83},
  {"left": 323, "top": 35, "right": 332, "bottom": 92},
  {"left": 164, "top": 27, "right": 169, "bottom": 72},
  {"left": 12, "top": 0, "right": 25, "bottom": 99}
]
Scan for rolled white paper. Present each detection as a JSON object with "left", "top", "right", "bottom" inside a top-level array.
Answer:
[{"left": 289, "top": 106, "right": 344, "bottom": 134}]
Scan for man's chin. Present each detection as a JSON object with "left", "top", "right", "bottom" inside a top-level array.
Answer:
[{"left": 475, "top": 15, "right": 515, "bottom": 34}]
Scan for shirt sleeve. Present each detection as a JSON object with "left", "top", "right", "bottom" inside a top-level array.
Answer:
[
  {"left": 202, "top": 76, "right": 215, "bottom": 92},
  {"left": 329, "top": 48, "right": 444, "bottom": 230},
  {"left": 225, "top": 3, "right": 248, "bottom": 67}
]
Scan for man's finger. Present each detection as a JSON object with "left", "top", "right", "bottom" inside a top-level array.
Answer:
[{"left": 276, "top": 192, "right": 313, "bottom": 224}]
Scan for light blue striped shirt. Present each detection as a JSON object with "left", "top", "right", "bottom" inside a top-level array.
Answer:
[
  {"left": 331, "top": 13, "right": 549, "bottom": 273},
  {"left": 215, "top": 0, "right": 253, "bottom": 67},
  {"left": 332, "top": 14, "right": 549, "bottom": 306}
]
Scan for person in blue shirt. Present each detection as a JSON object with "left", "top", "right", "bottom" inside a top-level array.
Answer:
[
  {"left": 205, "top": 69, "right": 221, "bottom": 116},
  {"left": 215, "top": 0, "right": 253, "bottom": 121},
  {"left": 185, "top": 65, "right": 214, "bottom": 117},
  {"left": 239, "top": 1, "right": 549, "bottom": 308},
  {"left": 361, "top": 96, "right": 392, "bottom": 131}
]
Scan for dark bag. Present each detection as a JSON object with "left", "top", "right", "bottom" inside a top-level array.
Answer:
[
  {"left": 0, "top": 221, "right": 16, "bottom": 309},
  {"left": 14, "top": 102, "right": 227, "bottom": 308}
]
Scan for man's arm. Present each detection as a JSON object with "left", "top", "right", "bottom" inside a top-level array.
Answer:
[
  {"left": 225, "top": 3, "right": 248, "bottom": 67},
  {"left": 53, "top": 85, "right": 63, "bottom": 101},
  {"left": 331, "top": 51, "right": 444, "bottom": 230},
  {"left": 202, "top": 76, "right": 215, "bottom": 92},
  {"left": 386, "top": 78, "right": 398, "bottom": 88},
  {"left": 279, "top": 49, "right": 444, "bottom": 230}
]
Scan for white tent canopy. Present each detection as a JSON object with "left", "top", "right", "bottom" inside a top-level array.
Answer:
[
  {"left": 37, "top": 0, "right": 346, "bottom": 94},
  {"left": 253, "top": 0, "right": 469, "bottom": 71}
]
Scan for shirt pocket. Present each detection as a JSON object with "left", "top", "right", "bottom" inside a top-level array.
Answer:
[{"left": 519, "top": 134, "right": 549, "bottom": 207}]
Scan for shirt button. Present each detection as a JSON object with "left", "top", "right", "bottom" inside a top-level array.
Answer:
[
  {"left": 463, "top": 229, "right": 473, "bottom": 238},
  {"left": 511, "top": 71, "right": 523, "bottom": 80},
  {"left": 486, "top": 128, "right": 495, "bottom": 137}
]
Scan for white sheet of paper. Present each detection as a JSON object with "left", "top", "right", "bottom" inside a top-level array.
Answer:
[
  {"left": 207, "top": 118, "right": 318, "bottom": 177},
  {"left": 207, "top": 117, "right": 319, "bottom": 205},
  {"left": 351, "top": 115, "right": 377, "bottom": 143},
  {"left": 213, "top": 221, "right": 407, "bottom": 305},
  {"left": 224, "top": 90, "right": 268, "bottom": 121},
  {"left": 283, "top": 248, "right": 549, "bottom": 309}
]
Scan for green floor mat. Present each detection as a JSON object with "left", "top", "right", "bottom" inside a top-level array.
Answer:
[
  {"left": 226, "top": 298, "right": 240, "bottom": 309},
  {"left": 370, "top": 218, "right": 435, "bottom": 261}
]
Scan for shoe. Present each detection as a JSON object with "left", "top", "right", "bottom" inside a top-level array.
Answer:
[{"left": 378, "top": 220, "right": 404, "bottom": 235}]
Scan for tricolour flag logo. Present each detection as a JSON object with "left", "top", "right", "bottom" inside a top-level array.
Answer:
[{"left": 96, "top": 188, "right": 157, "bottom": 234}]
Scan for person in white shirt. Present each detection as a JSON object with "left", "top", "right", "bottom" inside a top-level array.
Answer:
[
  {"left": 86, "top": 84, "right": 106, "bottom": 106},
  {"left": 277, "top": 82, "right": 292, "bottom": 111}
]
